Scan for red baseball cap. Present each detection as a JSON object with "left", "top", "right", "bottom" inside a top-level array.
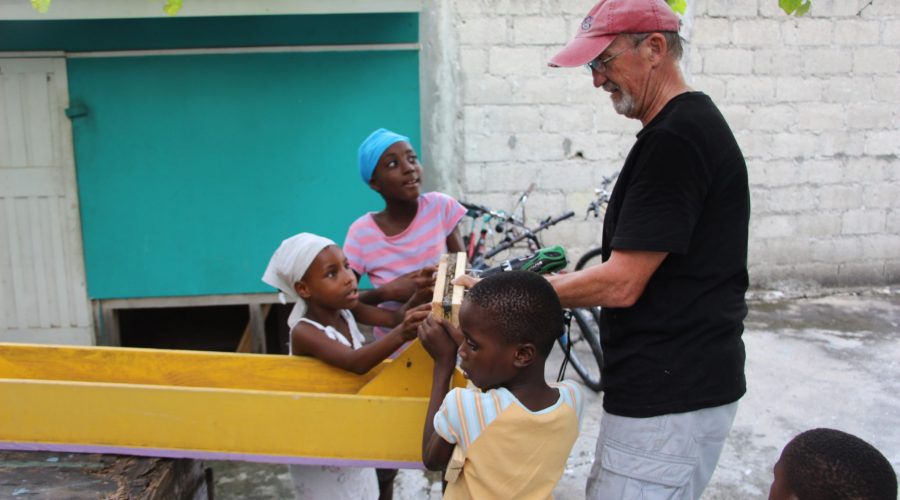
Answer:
[{"left": 548, "top": 0, "right": 680, "bottom": 68}]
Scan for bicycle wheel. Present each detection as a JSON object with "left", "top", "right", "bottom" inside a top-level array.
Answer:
[
  {"left": 557, "top": 307, "right": 604, "bottom": 392},
  {"left": 575, "top": 246, "right": 604, "bottom": 271}
]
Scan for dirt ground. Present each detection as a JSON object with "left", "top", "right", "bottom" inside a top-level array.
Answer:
[{"left": 209, "top": 286, "right": 900, "bottom": 499}]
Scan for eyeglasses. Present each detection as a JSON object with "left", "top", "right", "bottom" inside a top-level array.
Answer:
[{"left": 584, "top": 35, "right": 650, "bottom": 74}]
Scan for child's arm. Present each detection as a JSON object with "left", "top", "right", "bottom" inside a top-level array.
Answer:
[
  {"left": 292, "top": 304, "right": 431, "bottom": 375},
  {"left": 357, "top": 266, "right": 437, "bottom": 306},
  {"left": 417, "top": 315, "right": 458, "bottom": 470},
  {"left": 446, "top": 227, "right": 465, "bottom": 253},
  {"left": 352, "top": 268, "right": 436, "bottom": 327}
]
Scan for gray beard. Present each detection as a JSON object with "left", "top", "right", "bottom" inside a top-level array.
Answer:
[{"left": 613, "top": 90, "right": 635, "bottom": 116}]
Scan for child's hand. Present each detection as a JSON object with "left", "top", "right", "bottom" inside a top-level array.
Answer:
[
  {"left": 381, "top": 266, "right": 437, "bottom": 303},
  {"left": 417, "top": 316, "right": 458, "bottom": 365},
  {"left": 396, "top": 303, "right": 433, "bottom": 341}
]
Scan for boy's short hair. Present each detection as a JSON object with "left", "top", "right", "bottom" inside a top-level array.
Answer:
[
  {"left": 781, "top": 428, "right": 897, "bottom": 500},
  {"left": 465, "top": 271, "right": 564, "bottom": 356}
]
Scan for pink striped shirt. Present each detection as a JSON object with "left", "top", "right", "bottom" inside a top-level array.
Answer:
[{"left": 343, "top": 192, "right": 466, "bottom": 287}]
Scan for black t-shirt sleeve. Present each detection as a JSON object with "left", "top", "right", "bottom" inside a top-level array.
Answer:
[{"left": 611, "top": 130, "right": 710, "bottom": 254}]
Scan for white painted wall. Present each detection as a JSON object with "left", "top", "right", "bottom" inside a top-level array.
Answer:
[{"left": 422, "top": 0, "right": 900, "bottom": 288}]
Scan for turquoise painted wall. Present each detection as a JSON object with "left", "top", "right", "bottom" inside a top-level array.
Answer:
[{"left": 68, "top": 49, "right": 421, "bottom": 299}]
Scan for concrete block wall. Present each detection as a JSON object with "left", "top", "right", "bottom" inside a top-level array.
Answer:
[{"left": 423, "top": 0, "right": 899, "bottom": 288}]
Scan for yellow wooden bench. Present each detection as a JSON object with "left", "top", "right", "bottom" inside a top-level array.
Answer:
[{"left": 0, "top": 341, "right": 465, "bottom": 468}]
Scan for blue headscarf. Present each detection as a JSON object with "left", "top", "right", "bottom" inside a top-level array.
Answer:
[{"left": 357, "top": 128, "right": 410, "bottom": 183}]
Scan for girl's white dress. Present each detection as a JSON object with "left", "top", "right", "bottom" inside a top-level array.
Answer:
[{"left": 288, "top": 310, "right": 378, "bottom": 500}]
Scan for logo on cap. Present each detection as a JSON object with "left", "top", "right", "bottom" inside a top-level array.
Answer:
[{"left": 581, "top": 16, "right": 592, "bottom": 31}]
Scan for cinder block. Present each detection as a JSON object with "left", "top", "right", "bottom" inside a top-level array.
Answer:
[
  {"left": 837, "top": 263, "right": 887, "bottom": 286},
  {"left": 458, "top": 17, "right": 509, "bottom": 46},
  {"left": 744, "top": 104, "right": 796, "bottom": 132},
  {"left": 463, "top": 163, "right": 486, "bottom": 192},
  {"left": 771, "top": 132, "right": 818, "bottom": 158},
  {"left": 815, "top": 132, "right": 866, "bottom": 158},
  {"left": 540, "top": 105, "right": 593, "bottom": 133},
  {"left": 795, "top": 103, "right": 845, "bottom": 131},
  {"left": 774, "top": 76, "right": 824, "bottom": 102},
  {"left": 490, "top": 46, "right": 545, "bottom": 77},
  {"left": 802, "top": 158, "right": 844, "bottom": 185},
  {"left": 823, "top": 76, "right": 873, "bottom": 103},
  {"left": 861, "top": 234, "right": 900, "bottom": 260},
  {"left": 853, "top": 47, "right": 900, "bottom": 74},
  {"left": 764, "top": 186, "right": 819, "bottom": 213},
  {"left": 884, "top": 20, "right": 900, "bottom": 45},
  {"left": 511, "top": 132, "right": 568, "bottom": 161},
  {"left": 780, "top": 19, "right": 834, "bottom": 46},
  {"left": 845, "top": 103, "right": 895, "bottom": 130},
  {"left": 841, "top": 209, "right": 887, "bottom": 234},
  {"left": 868, "top": 0, "right": 900, "bottom": 16},
  {"left": 462, "top": 75, "right": 515, "bottom": 105},
  {"left": 705, "top": 0, "right": 758, "bottom": 17},
  {"left": 718, "top": 104, "right": 753, "bottom": 131},
  {"left": 513, "top": 16, "right": 568, "bottom": 45},
  {"left": 732, "top": 19, "right": 781, "bottom": 46},
  {"left": 535, "top": 160, "right": 594, "bottom": 190},
  {"left": 810, "top": 237, "right": 863, "bottom": 263},
  {"left": 727, "top": 77, "right": 776, "bottom": 102},
  {"left": 690, "top": 75, "right": 727, "bottom": 102},
  {"left": 693, "top": 18, "right": 732, "bottom": 46},
  {"left": 460, "top": 47, "right": 488, "bottom": 76},
  {"left": 481, "top": 162, "right": 542, "bottom": 192},
  {"left": 465, "top": 133, "right": 516, "bottom": 162},
  {"left": 513, "top": 77, "right": 570, "bottom": 104},
  {"left": 873, "top": 76, "right": 900, "bottom": 102},
  {"left": 750, "top": 214, "right": 794, "bottom": 238},
  {"left": 753, "top": 50, "right": 804, "bottom": 75},
  {"left": 794, "top": 212, "right": 843, "bottom": 236},
  {"left": 476, "top": 105, "right": 543, "bottom": 133},
  {"left": 843, "top": 156, "right": 890, "bottom": 183},
  {"left": 817, "top": 184, "right": 864, "bottom": 211},
  {"left": 888, "top": 209, "right": 900, "bottom": 233},
  {"left": 703, "top": 48, "right": 755, "bottom": 74},
  {"left": 808, "top": 0, "right": 867, "bottom": 17},
  {"left": 802, "top": 48, "right": 854, "bottom": 74},
  {"left": 834, "top": 19, "right": 881, "bottom": 45},
  {"left": 864, "top": 130, "right": 900, "bottom": 156}
]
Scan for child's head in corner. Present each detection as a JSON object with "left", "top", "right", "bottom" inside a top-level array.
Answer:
[
  {"left": 358, "top": 128, "right": 422, "bottom": 204},
  {"left": 769, "top": 428, "right": 897, "bottom": 500},
  {"left": 457, "top": 270, "right": 564, "bottom": 390},
  {"left": 262, "top": 232, "right": 359, "bottom": 329}
]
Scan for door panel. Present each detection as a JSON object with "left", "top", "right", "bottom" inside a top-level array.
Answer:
[{"left": 0, "top": 58, "right": 92, "bottom": 344}]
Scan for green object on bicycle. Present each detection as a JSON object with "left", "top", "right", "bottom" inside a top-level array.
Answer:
[{"left": 480, "top": 245, "right": 568, "bottom": 276}]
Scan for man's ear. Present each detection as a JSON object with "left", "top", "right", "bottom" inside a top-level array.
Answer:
[
  {"left": 646, "top": 33, "right": 666, "bottom": 64},
  {"left": 513, "top": 344, "right": 537, "bottom": 368},
  {"left": 294, "top": 281, "right": 312, "bottom": 299}
]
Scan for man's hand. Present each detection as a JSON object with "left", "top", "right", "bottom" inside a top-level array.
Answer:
[
  {"left": 451, "top": 273, "right": 481, "bottom": 289},
  {"left": 417, "top": 315, "right": 458, "bottom": 366}
]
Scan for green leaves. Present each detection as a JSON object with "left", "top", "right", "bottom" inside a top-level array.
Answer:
[
  {"left": 163, "top": 0, "right": 183, "bottom": 15},
  {"left": 779, "top": 0, "right": 812, "bottom": 16},
  {"left": 29, "top": 0, "right": 51, "bottom": 13},
  {"left": 666, "top": 0, "right": 687, "bottom": 15}
]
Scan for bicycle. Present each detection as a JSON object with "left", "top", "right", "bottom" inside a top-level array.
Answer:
[{"left": 459, "top": 191, "right": 604, "bottom": 392}]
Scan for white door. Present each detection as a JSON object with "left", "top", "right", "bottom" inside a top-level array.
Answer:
[{"left": 0, "top": 57, "right": 93, "bottom": 345}]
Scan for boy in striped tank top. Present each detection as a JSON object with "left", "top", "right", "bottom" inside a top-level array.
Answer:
[{"left": 418, "top": 271, "right": 585, "bottom": 499}]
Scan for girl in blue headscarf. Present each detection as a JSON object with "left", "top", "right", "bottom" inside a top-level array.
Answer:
[{"left": 343, "top": 128, "right": 467, "bottom": 497}]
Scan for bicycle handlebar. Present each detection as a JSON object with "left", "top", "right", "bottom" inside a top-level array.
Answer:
[{"left": 483, "top": 210, "right": 575, "bottom": 259}]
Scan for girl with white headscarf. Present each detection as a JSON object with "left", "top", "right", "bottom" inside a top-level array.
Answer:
[{"left": 262, "top": 232, "right": 432, "bottom": 499}]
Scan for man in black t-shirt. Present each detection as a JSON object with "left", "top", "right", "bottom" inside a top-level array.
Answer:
[{"left": 547, "top": 0, "right": 749, "bottom": 498}]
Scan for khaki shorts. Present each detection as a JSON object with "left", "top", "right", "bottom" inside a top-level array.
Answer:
[{"left": 586, "top": 401, "right": 739, "bottom": 500}]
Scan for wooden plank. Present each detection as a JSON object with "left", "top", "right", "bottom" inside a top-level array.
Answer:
[
  {"left": 100, "top": 293, "right": 279, "bottom": 310},
  {"left": 431, "top": 252, "right": 467, "bottom": 327}
]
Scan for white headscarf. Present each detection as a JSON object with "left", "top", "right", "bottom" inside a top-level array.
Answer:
[{"left": 261, "top": 232, "right": 336, "bottom": 330}]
